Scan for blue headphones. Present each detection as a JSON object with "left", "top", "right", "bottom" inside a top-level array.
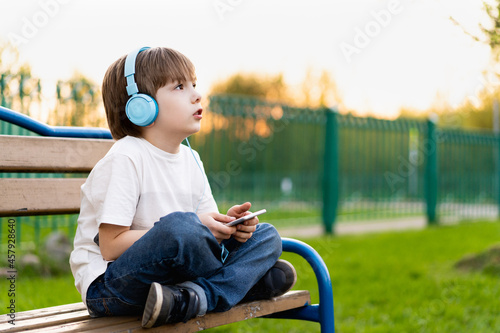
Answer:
[{"left": 124, "top": 47, "right": 159, "bottom": 126}]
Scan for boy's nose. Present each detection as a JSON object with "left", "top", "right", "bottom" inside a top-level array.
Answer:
[{"left": 192, "top": 90, "right": 202, "bottom": 104}]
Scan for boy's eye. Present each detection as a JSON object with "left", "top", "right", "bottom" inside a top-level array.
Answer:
[
  {"left": 192, "top": 83, "right": 197, "bottom": 89},
  {"left": 175, "top": 84, "right": 183, "bottom": 90}
]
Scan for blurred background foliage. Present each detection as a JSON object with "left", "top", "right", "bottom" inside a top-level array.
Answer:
[
  {"left": 1, "top": 2, "right": 500, "bottom": 132},
  {"left": 0, "top": 43, "right": 41, "bottom": 115},
  {"left": 1, "top": 34, "right": 499, "bottom": 131}
]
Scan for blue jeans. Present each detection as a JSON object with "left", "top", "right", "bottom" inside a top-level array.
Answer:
[{"left": 86, "top": 212, "right": 282, "bottom": 317}]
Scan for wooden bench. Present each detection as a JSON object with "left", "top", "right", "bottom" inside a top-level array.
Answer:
[{"left": 0, "top": 106, "right": 335, "bottom": 332}]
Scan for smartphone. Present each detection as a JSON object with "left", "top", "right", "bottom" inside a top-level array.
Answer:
[{"left": 226, "top": 209, "right": 267, "bottom": 227}]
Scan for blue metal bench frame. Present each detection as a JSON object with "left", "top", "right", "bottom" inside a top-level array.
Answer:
[{"left": 0, "top": 106, "right": 335, "bottom": 332}]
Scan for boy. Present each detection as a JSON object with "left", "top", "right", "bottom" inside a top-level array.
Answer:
[{"left": 69, "top": 46, "right": 296, "bottom": 328}]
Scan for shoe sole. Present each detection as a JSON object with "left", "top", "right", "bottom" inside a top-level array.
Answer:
[{"left": 142, "top": 282, "right": 163, "bottom": 328}]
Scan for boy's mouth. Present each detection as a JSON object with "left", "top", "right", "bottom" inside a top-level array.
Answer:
[{"left": 193, "top": 108, "right": 203, "bottom": 119}]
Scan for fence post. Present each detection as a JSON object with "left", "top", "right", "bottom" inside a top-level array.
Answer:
[
  {"left": 425, "top": 115, "right": 438, "bottom": 225},
  {"left": 494, "top": 100, "right": 500, "bottom": 219},
  {"left": 0, "top": 74, "right": 5, "bottom": 106},
  {"left": 322, "top": 109, "right": 339, "bottom": 234},
  {"left": 497, "top": 133, "right": 500, "bottom": 220}
]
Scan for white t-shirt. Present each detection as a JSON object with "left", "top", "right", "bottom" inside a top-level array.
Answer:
[{"left": 69, "top": 136, "right": 218, "bottom": 304}]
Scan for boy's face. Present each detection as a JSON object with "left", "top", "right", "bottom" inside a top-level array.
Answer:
[{"left": 152, "top": 80, "right": 203, "bottom": 139}]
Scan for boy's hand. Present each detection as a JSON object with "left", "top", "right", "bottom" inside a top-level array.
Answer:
[
  {"left": 198, "top": 212, "right": 236, "bottom": 243},
  {"left": 227, "top": 202, "right": 259, "bottom": 243}
]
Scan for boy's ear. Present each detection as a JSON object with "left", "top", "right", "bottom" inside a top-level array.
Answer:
[{"left": 145, "top": 122, "right": 155, "bottom": 128}]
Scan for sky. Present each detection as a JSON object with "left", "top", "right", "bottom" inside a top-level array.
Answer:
[{"left": 0, "top": 0, "right": 495, "bottom": 119}]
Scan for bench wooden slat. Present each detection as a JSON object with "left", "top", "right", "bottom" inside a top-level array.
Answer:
[
  {"left": 0, "top": 303, "right": 87, "bottom": 324},
  {"left": 0, "top": 135, "right": 113, "bottom": 173},
  {"left": 2, "top": 310, "right": 90, "bottom": 332},
  {"left": 1, "top": 290, "right": 310, "bottom": 333},
  {"left": 0, "top": 178, "right": 85, "bottom": 216},
  {"left": 30, "top": 316, "right": 139, "bottom": 333}
]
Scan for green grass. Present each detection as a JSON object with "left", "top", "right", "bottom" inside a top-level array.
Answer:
[
  {"left": 212, "top": 220, "right": 500, "bottom": 332},
  {"left": 0, "top": 214, "right": 77, "bottom": 254},
  {"left": 1, "top": 274, "right": 81, "bottom": 312},
  {"left": 1, "top": 220, "right": 500, "bottom": 332}
]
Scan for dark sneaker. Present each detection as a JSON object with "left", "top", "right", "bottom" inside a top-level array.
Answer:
[
  {"left": 241, "top": 259, "right": 297, "bottom": 303},
  {"left": 141, "top": 282, "right": 201, "bottom": 328}
]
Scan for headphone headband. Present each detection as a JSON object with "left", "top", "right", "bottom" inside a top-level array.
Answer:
[
  {"left": 124, "top": 46, "right": 150, "bottom": 96},
  {"left": 124, "top": 46, "right": 158, "bottom": 127}
]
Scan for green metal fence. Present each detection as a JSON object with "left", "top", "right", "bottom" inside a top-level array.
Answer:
[
  {"left": 323, "top": 112, "right": 430, "bottom": 230},
  {"left": 437, "top": 127, "right": 499, "bottom": 222},
  {"left": 191, "top": 95, "right": 326, "bottom": 213},
  {"left": 200, "top": 96, "right": 499, "bottom": 232},
  {"left": 1, "top": 95, "right": 499, "bottom": 252}
]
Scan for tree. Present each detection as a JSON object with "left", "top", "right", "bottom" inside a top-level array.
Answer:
[
  {"left": 298, "top": 68, "right": 342, "bottom": 109},
  {"left": 482, "top": 1, "right": 500, "bottom": 57},
  {"left": 0, "top": 42, "right": 41, "bottom": 114},
  {"left": 460, "top": 1, "right": 500, "bottom": 130},
  {"left": 428, "top": 2, "right": 500, "bottom": 130},
  {"left": 49, "top": 72, "right": 105, "bottom": 127},
  {"left": 209, "top": 69, "right": 342, "bottom": 109},
  {"left": 209, "top": 72, "right": 289, "bottom": 102}
]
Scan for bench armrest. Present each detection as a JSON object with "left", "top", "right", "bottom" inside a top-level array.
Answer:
[
  {"left": 0, "top": 106, "right": 112, "bottom": 139},
  {"left": 271, "top": 238, "right": 335, "bottom": 333}
]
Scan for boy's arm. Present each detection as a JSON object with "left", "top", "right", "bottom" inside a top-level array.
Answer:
[{"left": 99, "top": 223, "right": 148, "bottom": 261}]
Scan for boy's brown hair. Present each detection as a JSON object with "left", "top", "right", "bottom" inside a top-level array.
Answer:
[{"left": 102, "top": 47, "right": 196, "bottom": 140}]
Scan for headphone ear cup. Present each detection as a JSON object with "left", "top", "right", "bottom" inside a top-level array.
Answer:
[{"left": 125, "top": 94, "right": 158, "bottom": 126}]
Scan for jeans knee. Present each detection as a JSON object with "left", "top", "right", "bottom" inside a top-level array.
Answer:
[
  {"left": 156, "top": 212, "right": 202, "bottom": 238},
  {"left": 154, "top": 212, "right": 217, "bottom": 256},
  {"left": 256, "top": 223, "right": 282, "bottom": 257}
]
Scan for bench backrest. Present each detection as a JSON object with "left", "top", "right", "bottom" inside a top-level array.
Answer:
[{"left": 0, "top": 135, "right": 113, "bottom": 217}]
